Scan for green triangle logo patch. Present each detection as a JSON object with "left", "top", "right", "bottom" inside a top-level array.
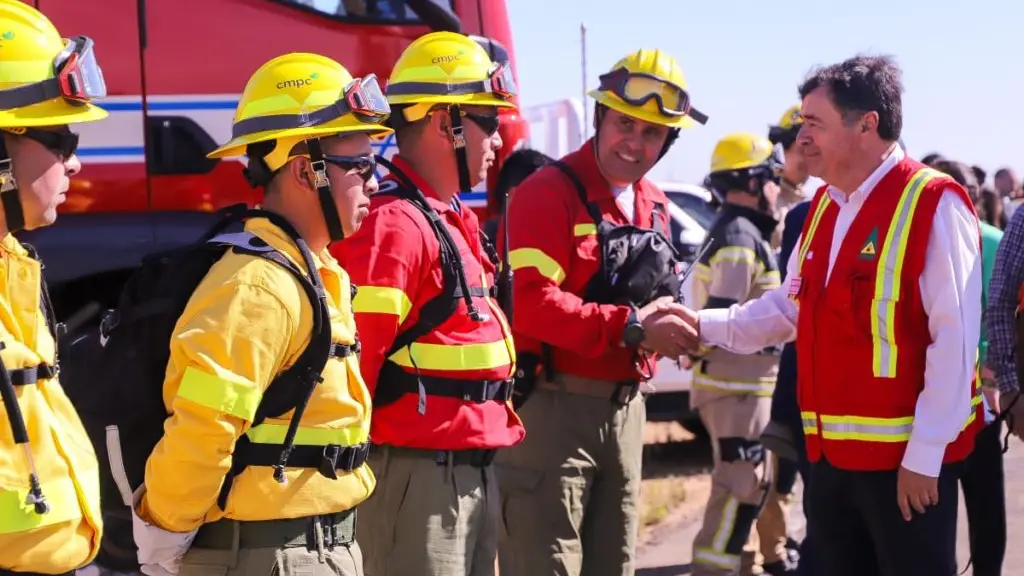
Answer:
[{"left": 859, "top": 227, "right": 879, "bottom": 260}]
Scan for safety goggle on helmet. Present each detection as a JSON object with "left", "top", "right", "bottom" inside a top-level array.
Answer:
[
  {"left": 0, "top": 35, "right": 106, "bottom": 110},
  {"left": 230, "top": 74, "right": 391, "bottom": 140},
  {"left": 597, "top": 67, "right": 708, "bottom": 125},
  {"left": 386, "top": 62, "right": 517, "bottom": 102}
]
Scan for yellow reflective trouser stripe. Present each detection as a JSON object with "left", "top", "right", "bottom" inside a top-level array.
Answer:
[
  {"left": 709, "top": 246, "right": 757, "bottom": 267},
  {"left": 798, "top": 194, "right": 833, "bottom": 272},
  {"left": 695, "top": 262, "right": 712, "bottom": 282},
  {"left": 509, "top": 247, "right": 566, "bottom": 285},
  {"left": 801, "top": 411, "right": 818, "bottom": 436},
  {"left": 246, "top": 421, "right": 369, "bottom": 446},
  {"left": 0, "top": 476, "right": 82, "bottom": 535},
  {"left": 177, "top": 366, "right": 261, "bottom": 421},
  {"left": 693, "top": 496, "right": 741, "bottom": 569},
  {"left": 871, "top": 168, "right": 938, "bottom": 378},
  {"left": 573, "top": 223, "right": 596, "bottom": 236},
  {"left": 388, "top": 337, "right": 515, "bottom": 371},
  {"left": 353, "top": 285, "right": 413, "bottom": 324},
  {"left": 757, "top": 270, "right": 781, "bottom": 288}
]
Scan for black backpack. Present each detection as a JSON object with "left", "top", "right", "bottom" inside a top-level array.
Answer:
[
  {"left": 62, "top": 205, "right": 364, "bottom": 570},
  {"left": 368, "top": 158, "right": 512, "bottom": 414}
]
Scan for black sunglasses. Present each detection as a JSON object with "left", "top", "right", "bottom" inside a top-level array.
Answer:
[
  {"left": 20, "top": 127, "right": 79, "bottom": 158},
  {"left": 463, "top": 112, "right": 500, "bottom": 136},
  {"left": 323, "top": 154, "right": 376, "bottom": 182}
]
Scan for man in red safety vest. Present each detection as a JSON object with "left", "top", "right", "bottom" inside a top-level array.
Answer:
[{"left": 677, "top": 54, "right": 984, "bottom": 576}]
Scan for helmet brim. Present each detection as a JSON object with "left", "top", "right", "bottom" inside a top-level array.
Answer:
[{"left": 0, "top": 99, "right": 108, "bottom": 128}]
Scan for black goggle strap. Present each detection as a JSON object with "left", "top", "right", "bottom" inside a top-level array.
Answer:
[
  {"left": 0, "top": 79, "right": 63, "bottom": 112},
  {"left": 0, "top": 137, "right": 24, "bottom": 232},
  {"left": 306, "top": 138, "right": 345, "bottom": 243},
  {"left": 386, "top": 78, "right": 509, "bottom": 100}
]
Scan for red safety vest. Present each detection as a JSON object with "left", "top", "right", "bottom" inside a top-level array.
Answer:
[{"left": 792, "top": 158, "right": 983, "bottom": 471}]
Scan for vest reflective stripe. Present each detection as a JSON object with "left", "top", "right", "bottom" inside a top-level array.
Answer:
[
  {"left": 801, "top": 411, "right": 818, "bottom": 435},
  {"left": 0, "top": 476, "right": 82, "bottom": 535},
  {"left": 802, "top": 392, "right": 981, "bottom": 442},
  {"left": 353, "top": 285, "right": 413, "bottom": 324},
  {"left": 509, "top": 247, "right": 566, "bottom": 285},
  {"left": 177, "top": 366, "right": 261, "bottom": 421},
  {"left": 246, "top": 421, "right": 369, "bottom": 446},
  {"left": 871, "top": 168, "right": 939, "bottom": 378},
  {"left": 574, "top": 223, "right": 597, "bottom": 236},
  {"left": 388, "top": 337, "right": 515, "bottom": 372},
  {"left": 798, "top": 194, "right": 833, "bottom": 271}
]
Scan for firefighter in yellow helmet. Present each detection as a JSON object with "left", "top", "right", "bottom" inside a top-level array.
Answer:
[
  {"left": 0, "top": 1, "right": 110, "bottom": 574},
  {"left": 766, "top": 104, "right": 810, "bottom": 248},
  {"left": 689, "top": 133, "right": 794, "bottom": 576},
  {"left": 333, "top": 31, "right": 522, "bottom": 576},
  {"left": 496, "top": 49, "right": 705, "bottom": 576},
  {"left": 128, "top": 53, "right": 390, "bottom": 575}
]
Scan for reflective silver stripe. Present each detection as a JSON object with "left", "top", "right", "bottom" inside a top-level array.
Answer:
[
  {"left": 801, "top": 412, "right": 818, "bottom": 435},
  {"left": 819, "top": 415, "right": 914, "bottom": 442},
  {"left": 871, "top": 168, "right": 940, "bottom": 378}
]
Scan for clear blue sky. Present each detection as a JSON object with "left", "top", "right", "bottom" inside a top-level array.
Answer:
[{"left": 506, "top": 0, "right": 1023, "bottom": 185}]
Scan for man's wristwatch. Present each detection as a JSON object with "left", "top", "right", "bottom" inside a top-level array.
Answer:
[{"left": 622, "top": 307, "right": 645, "bottom": 349}]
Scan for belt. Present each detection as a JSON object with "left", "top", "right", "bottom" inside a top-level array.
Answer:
[
  {"left": 538, "top": 373, "right": 640, "bottom": 406},
  {"left": 193, "top": 509, "right": 356, "bottom": 552},
  {"left": 381, "top": 445, "right": 498, "bottom": 468}
]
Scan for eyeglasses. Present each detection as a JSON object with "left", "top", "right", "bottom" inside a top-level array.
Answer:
[
  {"left": 323, "top": 154, "right": 376, "bottom": 182},
  {"left": 2, "top": 126, "right": 79, "bottom": 158},
  {"left": 463, "top": 112, "right": 500, "bottom": 136}
]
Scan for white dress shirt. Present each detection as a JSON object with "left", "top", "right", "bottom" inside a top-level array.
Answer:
[{"left": 699, "top": 145, "right": 982, "bottom": 478}]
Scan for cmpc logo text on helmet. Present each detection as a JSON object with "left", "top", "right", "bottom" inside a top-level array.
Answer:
[
  {"left": 431, "top": 54, "right": 461, "bottom": 64},
  {"left": 276, "top": 73, "right": 319, "bottom": 90}
]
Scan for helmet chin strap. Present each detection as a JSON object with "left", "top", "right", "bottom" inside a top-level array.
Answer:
[
  {"left": 306, "top": 137, "right": 345, "bottom": 243},
  {"left": 0, "top": 137, "right": 25, "bottom": 233},
  {"left": 447, "top": 104, "right": 474, "bottom": 195}
]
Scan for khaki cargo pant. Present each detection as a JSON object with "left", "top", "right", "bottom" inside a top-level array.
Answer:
[
  {"left": 177, "top": 514, "right": 363, "bottom": 575},
  {"left": 495, "top": 375, "right": 645, "bottom": 576},
  {"left": 356, "top": 445, "right": 499, "bottom": 576},
  {"left": 692, "top": 393, "right": 782, "bottom": 576}
]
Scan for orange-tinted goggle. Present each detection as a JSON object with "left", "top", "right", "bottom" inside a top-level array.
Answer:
[
  {"left": 598, "top": 67, "right": 707, "bottom": 125},
  {"left": 0, "top": 35, "right": 107, "bottom": 111}
]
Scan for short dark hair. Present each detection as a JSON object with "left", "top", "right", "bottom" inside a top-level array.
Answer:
[
  {"left": 798, "top": 54, "right": 903, "bottom": 142},
  {"left": 972, "top": 165, "right": 987, "bottom": 186},
  {"left": 933, "top": 159, "right": 979, "bottom": 201},
  {"left": 920, "top": 152, "right": 944, "bottom": 167},
  {"left": 491, "top": 148, "right": 554, "bottom": 212}
]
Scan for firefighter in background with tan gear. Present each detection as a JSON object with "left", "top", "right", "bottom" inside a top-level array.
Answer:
[
  {"left": 767, "top": 105, "right": 810, "bottom": 249},
  {"left": 0, "top": 0, "right": 110, "bottom": 573},
  {"left": 497, "top": 48, "right": 707, "bottom": 576},
  {"left": 130, "top": 53, "right": 391, "bottom": 575},
  {"left": 335, "top": 31, "right": 523, "bottom": 576},
  {"left": 690, "top": 133, "right": 792, "bottom": 576}
]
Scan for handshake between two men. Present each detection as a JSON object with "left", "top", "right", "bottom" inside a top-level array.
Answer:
[{"left": 635, "top": 296, "right": 701, "bottom": 361}]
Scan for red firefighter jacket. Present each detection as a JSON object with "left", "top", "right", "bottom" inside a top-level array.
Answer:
[
  {"left": 504, "top": 139, "right": 672, "bottom": 382},
  {"left": 333, "top": 156, "right": 524, "bottom": 450}
]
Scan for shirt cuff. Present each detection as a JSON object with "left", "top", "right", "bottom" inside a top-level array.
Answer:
[
  {"left": 698, "top": 308, "right": 731, "bottom": 347},
  {"left": 900, "top": 434, "right": 947, "bottom": 478}
]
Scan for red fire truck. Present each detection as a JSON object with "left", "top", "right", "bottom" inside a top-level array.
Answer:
[{"left": 22, "top": 0, "right": 527, "bottom": 330}]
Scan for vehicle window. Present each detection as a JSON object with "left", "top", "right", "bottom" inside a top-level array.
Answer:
[
  {"left": 667, "top": 192, "right": 717, "bottom": 230},
  {"left": 280, "top": 0, "right": 454, "bottom": 22}
]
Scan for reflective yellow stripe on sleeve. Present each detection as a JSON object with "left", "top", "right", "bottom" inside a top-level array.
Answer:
[
  {"left": 573, "top": 223, "right": 596, "bottom": 236},
  {"left": 388, "top": 338, "right": 515, "bottom": 372},
  {"left": 871, "top": 169, "right": 939, "bottom": 378},
  {"left": 246, "top": 421, "right": 370, "bottom": 447},
  {"left": 353, "top": 285, "right": 413, "bottom": 324},
  {"left": 801, "top": 412, "right": 819, "bottom": 436},
  {"left": 509, "top": 248, "right": 566, "bottom": 285},
  {"left": 176, "top": 366, "right": 262, "bottom": 421},
  {"left": 0, "top": 476, "right": 82, "bottom": 534}
]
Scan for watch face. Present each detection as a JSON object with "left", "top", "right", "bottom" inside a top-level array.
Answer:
[{"left": 625, "top": 323, "right": 645, "bottom": 347}]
